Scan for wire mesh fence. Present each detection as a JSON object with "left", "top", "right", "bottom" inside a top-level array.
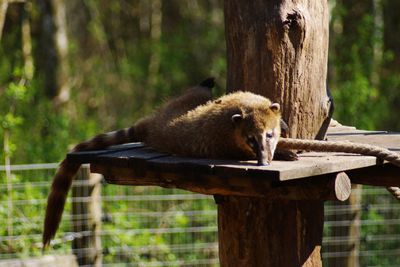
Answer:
[{"left": 1, "top": 163, "right": 400, "bottom": 266}]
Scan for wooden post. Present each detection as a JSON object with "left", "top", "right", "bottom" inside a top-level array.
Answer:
[
  {"left": 72, "top": 166, "right": 102, "bottom": 267},
  {"left": 222, "top": 1, "right": 329, "bottom": 266},
  {"left": 327, "top": 184, "right": 361, "bottom": 267}
]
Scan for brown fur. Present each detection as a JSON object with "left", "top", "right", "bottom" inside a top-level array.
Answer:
[{"left": 144, "top": 91, "right": 281, "bottom": 160}]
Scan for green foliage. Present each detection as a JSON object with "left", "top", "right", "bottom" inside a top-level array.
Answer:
[
  {"left": 97, "top": 186, "right": 218, "bottom": 265},
  {"left": 331, "top": 74, "right": 388, "bottom": 129},
  {"left": 0, "top": 1, "right": 227, "bottom": 165},
  {"left": 328, "top": 0, "right": 398, "bottom": 131}
]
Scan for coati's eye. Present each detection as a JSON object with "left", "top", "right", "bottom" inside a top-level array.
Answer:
[{"left": 266, "top": 131, "right": 274, "bottom": 139}]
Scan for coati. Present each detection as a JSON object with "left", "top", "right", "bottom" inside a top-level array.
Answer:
[
  {"left": 43, "top": 78, "right": 400, "bottom": 247},
  {"left": 43, "top": 78, "right": 286, "bottom": 247}
]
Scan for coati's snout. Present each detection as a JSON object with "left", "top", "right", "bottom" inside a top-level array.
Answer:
[
  {"left": 231, "top": 102, "right": 281, "bottom": 166},
  {"left": 246, "top": 131, "right": 278, "bottom": 166}
]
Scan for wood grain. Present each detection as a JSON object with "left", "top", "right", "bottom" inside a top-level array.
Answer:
[
  {"left": 218, "top": 198, "right": 324, "bottom": 267},
  {"left": 93, "top": 163, "right": 351, "bottom": 201},
  {"left": 224, "top": 0, "right": 329, "bottom": 140}
]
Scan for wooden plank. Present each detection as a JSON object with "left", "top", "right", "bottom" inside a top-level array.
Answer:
[
  {"left": 92, "top": 163, "right": 351, "bottom": 200},
  {"left": 67, "top": 143, "right": 145, "bottom": 163},
  {"left": 327, "top": 124, "right": 358, "bottom": 134},
  {"left": 88, "top": 146, "right": 396, "bottom": 182},
  {"left": 146, "top": 157, "right": 278, "bottom": 194},
  {"left": 147, "top": 156, "right": 216, "bottom": 175},
  {"left": 107, "top": 142, "right": 145, "bottom": 150},
  {"left": 91, "top": 163, "right": 274, "bottom": 197},
  {"left": 92, "top": 147, "right": 170, "bottom": 178},
  {"left": 0, "top": 255, "right": 78, "bottom": 267},
  {"left": 328, "top": 132, "right": 400, "bottom": 150},
  {"left": 92, "top": 149, "right": 381, "bottom": 182},
  {"left": 211, "top": 152, "right": 380, "bottom": 181},
  {"left": 69, "top": 129, "right": 400, "bottom": 184},
  {"left": 327, "top": 130, "right": 388, "bottom": 136},
  {"left": 96, "top": 147, "right": 169, "bottom": 166},
  {"left": 347, "top": 164, "right": 400, "bottom": 186}
]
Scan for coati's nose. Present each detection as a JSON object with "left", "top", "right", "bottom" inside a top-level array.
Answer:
[
  {"left": 257, "top": 158, "right": 269, "bottom": 166},
  {"left": 253, "top": 135, "right": 272, "bottom": 166},
  {"left": 256, "top": 149, "right": 271, "bottom": 166}
]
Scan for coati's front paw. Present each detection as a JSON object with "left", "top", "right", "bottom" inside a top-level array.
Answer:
[{"left": 273, "top": 149, "right": 298, "bottom": 161}]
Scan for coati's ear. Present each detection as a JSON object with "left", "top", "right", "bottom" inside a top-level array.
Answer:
[
  {"left": 231, "top": 114, "right": 243, "bottom": 124},
  {"left": 270, "top": 103, "right": 280, "bottom": 113}
]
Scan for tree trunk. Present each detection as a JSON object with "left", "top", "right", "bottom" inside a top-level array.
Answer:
[
  {"left": 382, "top": 0, "right": 400, "bottom": 130},
  {"left": 144, "top": 0, "right": 162, "bottom": 113},
  {"left": 225, "top": 0, "right": 329, "bottom": 140},
  {"left": 36, "top": 0, "right": 69, "bottom": 108},
  {"left": 218, "top": 198, "right": 324, "bottom": 267},
  {"left": 51, "top": 0, "right": 70, "bottom": 107},
  {"left": 334, "top": 0, "right": 374, "bottom": 81},
  {"left": 220, "top": 1, "right": 329, "bottom": 266},
  {"left": 0, "top": 0, "right": 9, "bottom": 41},
  {"left": 383, "top": 0, "right": 400, "bottom": 69}
]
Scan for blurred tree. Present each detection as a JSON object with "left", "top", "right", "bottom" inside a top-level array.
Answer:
[
  {"left": 335, "top": 0, "right": 374, "bottom": 80},
  {"left": 329, "top": 0, "right": 388, "bottom": 130},
  {"left": 35, "top": 0, "right": 69, "bottom": 108},
  {"left": 381, "top": 0, "right": 400, "bottom": 130},
  {"left": 0, "top": 0, "right": 226, "bottom": 163}
]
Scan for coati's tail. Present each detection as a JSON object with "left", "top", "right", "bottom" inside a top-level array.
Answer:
[
  {"left": 43, "top": 126, "right": 143, "bottom": 247},
  {"left": 73, "top": 126, "right": 140, "bottom": 151},
  {"left": 278, "top": 138, "right": 400, "bottom": 167},
  {"left": 43, "top": 159, "right": 80, "bottom": 247},
  {"left": 43, "top": 79, "right": 215, "bottom": 247}
]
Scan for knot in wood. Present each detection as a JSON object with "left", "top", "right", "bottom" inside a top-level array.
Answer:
[{"left": 282, "top": 9, "right": 306, "bottom": 51}]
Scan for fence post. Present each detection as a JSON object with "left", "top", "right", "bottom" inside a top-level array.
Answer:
[
  {"left": 71, "top": 165, "right": 102, "bottom": 266},
  {"left": 327, "top": 184, "right": 361, "bottom": 267}
]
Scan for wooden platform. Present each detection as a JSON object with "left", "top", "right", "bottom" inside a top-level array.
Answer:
[{"left": 67, "top": 125, "right": 400, "bottom": 198}]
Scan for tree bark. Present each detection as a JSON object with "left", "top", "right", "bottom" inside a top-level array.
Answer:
[
  {"left": 218, "top": 198, "right": 324, "bottom": 267},
  {"left": 221, "top": 1, "right": 329, "bottom": 266},
  {"left": 225, "top": 0, "right": 330, "bottom": 139}
]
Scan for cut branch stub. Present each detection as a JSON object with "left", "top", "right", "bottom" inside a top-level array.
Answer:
[
  {"left": 333, "top": 172, "right": 352, "bottom": 201},
  {"left": 269, "top": 172, "right": 351, "bottom": 202}
]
